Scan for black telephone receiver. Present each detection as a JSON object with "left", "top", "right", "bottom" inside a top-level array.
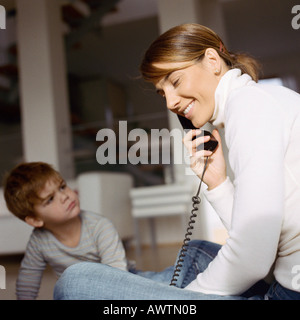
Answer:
[
  {"left": 169, "top": 116, "right": 218, "bottom": 286},
  {"left": 177, "top": 115, "right": 218, "bottom": 152}
]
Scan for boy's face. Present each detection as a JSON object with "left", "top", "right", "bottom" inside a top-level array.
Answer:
[{"left": 32, "top": 178, "right": 80, "bottom": 229}]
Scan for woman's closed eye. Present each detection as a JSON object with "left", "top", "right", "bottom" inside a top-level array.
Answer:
[{"left": 172, "top": 78, "right": 180, "bottom": 87}]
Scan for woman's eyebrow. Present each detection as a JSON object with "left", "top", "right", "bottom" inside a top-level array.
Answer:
[
  {"left": 155, "top": 73, "right": 173, "bottom": 94},
  {"left": 164, "top": 73, "right": 171, "bottom": 81}
]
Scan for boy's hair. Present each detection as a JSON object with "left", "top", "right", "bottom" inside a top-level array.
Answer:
[{"left": 3, "top": 162, "right": 62, "bottom": 221}]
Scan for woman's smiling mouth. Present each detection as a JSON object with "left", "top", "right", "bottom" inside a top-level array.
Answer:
[{"left": 183, "top": 101, "right": 195, "bottom": 118}]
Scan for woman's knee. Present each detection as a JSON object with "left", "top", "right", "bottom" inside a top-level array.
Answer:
[{"left": 53, "top": 262, "right": 105, "bottom": 300}]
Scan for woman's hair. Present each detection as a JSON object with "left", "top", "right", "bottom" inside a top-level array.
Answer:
[
  {"left": 3, "top": 162, "right": 62, "bottom": 221},
  {"left": 140, "top": 23, "right": 261, "bottom": 82}
]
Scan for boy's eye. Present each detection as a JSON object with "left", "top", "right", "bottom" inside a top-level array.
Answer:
[
  {"left": 46, "top": 196, "right": 54, "bottom": 205},
  {"left": 60, "top": 182, "right": 67, "bottom": 191}
]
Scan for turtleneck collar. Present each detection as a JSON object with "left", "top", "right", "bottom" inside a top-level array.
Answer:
[{"left": 211, "top": 68, "right": 255, "bottom": 128}]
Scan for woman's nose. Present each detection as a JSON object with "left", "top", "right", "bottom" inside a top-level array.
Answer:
[{"left": 165, "top": 90, "right": 180, "bottom": 112}]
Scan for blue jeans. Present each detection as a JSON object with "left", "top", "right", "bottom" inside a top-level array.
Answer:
[{"left": 53, "top": 240, "right": 299, "bottom": 300}]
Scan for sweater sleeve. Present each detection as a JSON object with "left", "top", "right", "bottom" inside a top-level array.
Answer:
[
  {"left": 94, "top": 216, "right": 128, "bottom": 271},
  {"left": 16, "top": 231, "right": 47, "bottom": 300},
  {"left": 203, "top": 176, "right": 234, "bottom": 230},
  {"left": 185, "top": 87, "right": 285, "bottom": 295}
]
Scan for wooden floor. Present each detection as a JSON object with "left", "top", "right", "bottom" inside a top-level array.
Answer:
[{"left": 0, "top": 243, "right": 181, "bottom": 300}]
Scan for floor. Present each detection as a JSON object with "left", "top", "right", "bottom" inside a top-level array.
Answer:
[{"left": 0, "top": 243, "right": 181, "bottom": 300}]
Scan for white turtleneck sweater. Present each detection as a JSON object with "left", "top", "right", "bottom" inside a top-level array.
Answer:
[{"left": 185, "top": 69, "right": 300, "bottom": 295}]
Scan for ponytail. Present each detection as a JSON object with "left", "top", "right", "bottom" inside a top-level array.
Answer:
[{"left": 223, "top": 51, "right": 261, "bottom": 82}]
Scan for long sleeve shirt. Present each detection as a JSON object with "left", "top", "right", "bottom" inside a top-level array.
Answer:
[
  {"left": 185, "top": 69, "right": 300, "bottom": 295},
  {"left": 16, "top": 211, "right": 127, "bottom": 299}
]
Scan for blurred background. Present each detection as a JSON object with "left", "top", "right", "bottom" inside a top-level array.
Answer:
[
  {"left": 0, "top": 0, "right": 299, "bottom": 184},
  {"left": 0, "top": 0, "right": 300, "bottom": 299}
]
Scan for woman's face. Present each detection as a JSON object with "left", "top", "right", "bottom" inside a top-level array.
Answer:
[{"left": 154, "top": 50, "right": 223, "bottom": 128}]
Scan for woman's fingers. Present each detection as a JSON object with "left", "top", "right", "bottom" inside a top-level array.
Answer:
[
  {"left": 183, "top": 128, "right": 227, "bottom": 188},
  {"left": 183, "top": 129, "right": 213, "bottom": 158}
]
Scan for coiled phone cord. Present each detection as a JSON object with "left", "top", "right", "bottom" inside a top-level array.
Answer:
[{"left": 169, "top": 156, "right": 210, "bottom": 286}]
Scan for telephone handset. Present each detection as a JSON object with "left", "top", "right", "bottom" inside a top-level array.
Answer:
[
  {"left": 177, "top": 114, "right": 218, "bottom": 152},
  {"left": 169, "top": 116, "right": 218, "bottom": 286}
]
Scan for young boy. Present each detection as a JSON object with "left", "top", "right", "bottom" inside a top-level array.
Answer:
[{"left": 4, "top": 162, "right": 128, "bottom": 300}]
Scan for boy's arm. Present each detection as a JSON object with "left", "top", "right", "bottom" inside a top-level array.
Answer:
[
  {"left": 95, "top": 217, "right": 128, "bottom": 271},
  {"left": 16, "top": 232, "right": 47, "bottom": 300}
]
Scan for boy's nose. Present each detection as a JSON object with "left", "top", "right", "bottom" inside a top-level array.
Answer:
[{"left": 60, "top": 191, "right": 69, "bottom": 202}]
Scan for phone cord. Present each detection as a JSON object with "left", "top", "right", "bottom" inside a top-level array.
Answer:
[{"left": 169, "top": 156, "right": 210, "bottom": 287}]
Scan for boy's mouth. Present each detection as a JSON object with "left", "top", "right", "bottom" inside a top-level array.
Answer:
[{"left": 67, "top": 200, "right": 76, "bottom": 212}]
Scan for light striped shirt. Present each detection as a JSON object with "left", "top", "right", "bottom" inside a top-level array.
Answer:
[{"left": 16, "top": 211, "right": 127, "bottom": 299}]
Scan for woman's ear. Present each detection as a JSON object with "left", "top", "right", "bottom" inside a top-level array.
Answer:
[
  {"left": 203, "top": 48, "right": 222, "bottom": 74},
  {"left": 25, "top": 215, "right": 44, "bottom": 228}
]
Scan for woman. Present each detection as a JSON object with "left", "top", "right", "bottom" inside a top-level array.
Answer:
[{"left": 54, "top": 24, "right": 300, "bottom": 300}]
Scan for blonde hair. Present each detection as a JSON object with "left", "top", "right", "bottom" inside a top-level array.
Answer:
[{"left": 140, "top": 23, "right": 261, "bottom": 82}]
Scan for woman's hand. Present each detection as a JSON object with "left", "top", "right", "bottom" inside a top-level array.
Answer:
[{"left": 183, "top": 129, "right": 227, "bottom": 190}]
